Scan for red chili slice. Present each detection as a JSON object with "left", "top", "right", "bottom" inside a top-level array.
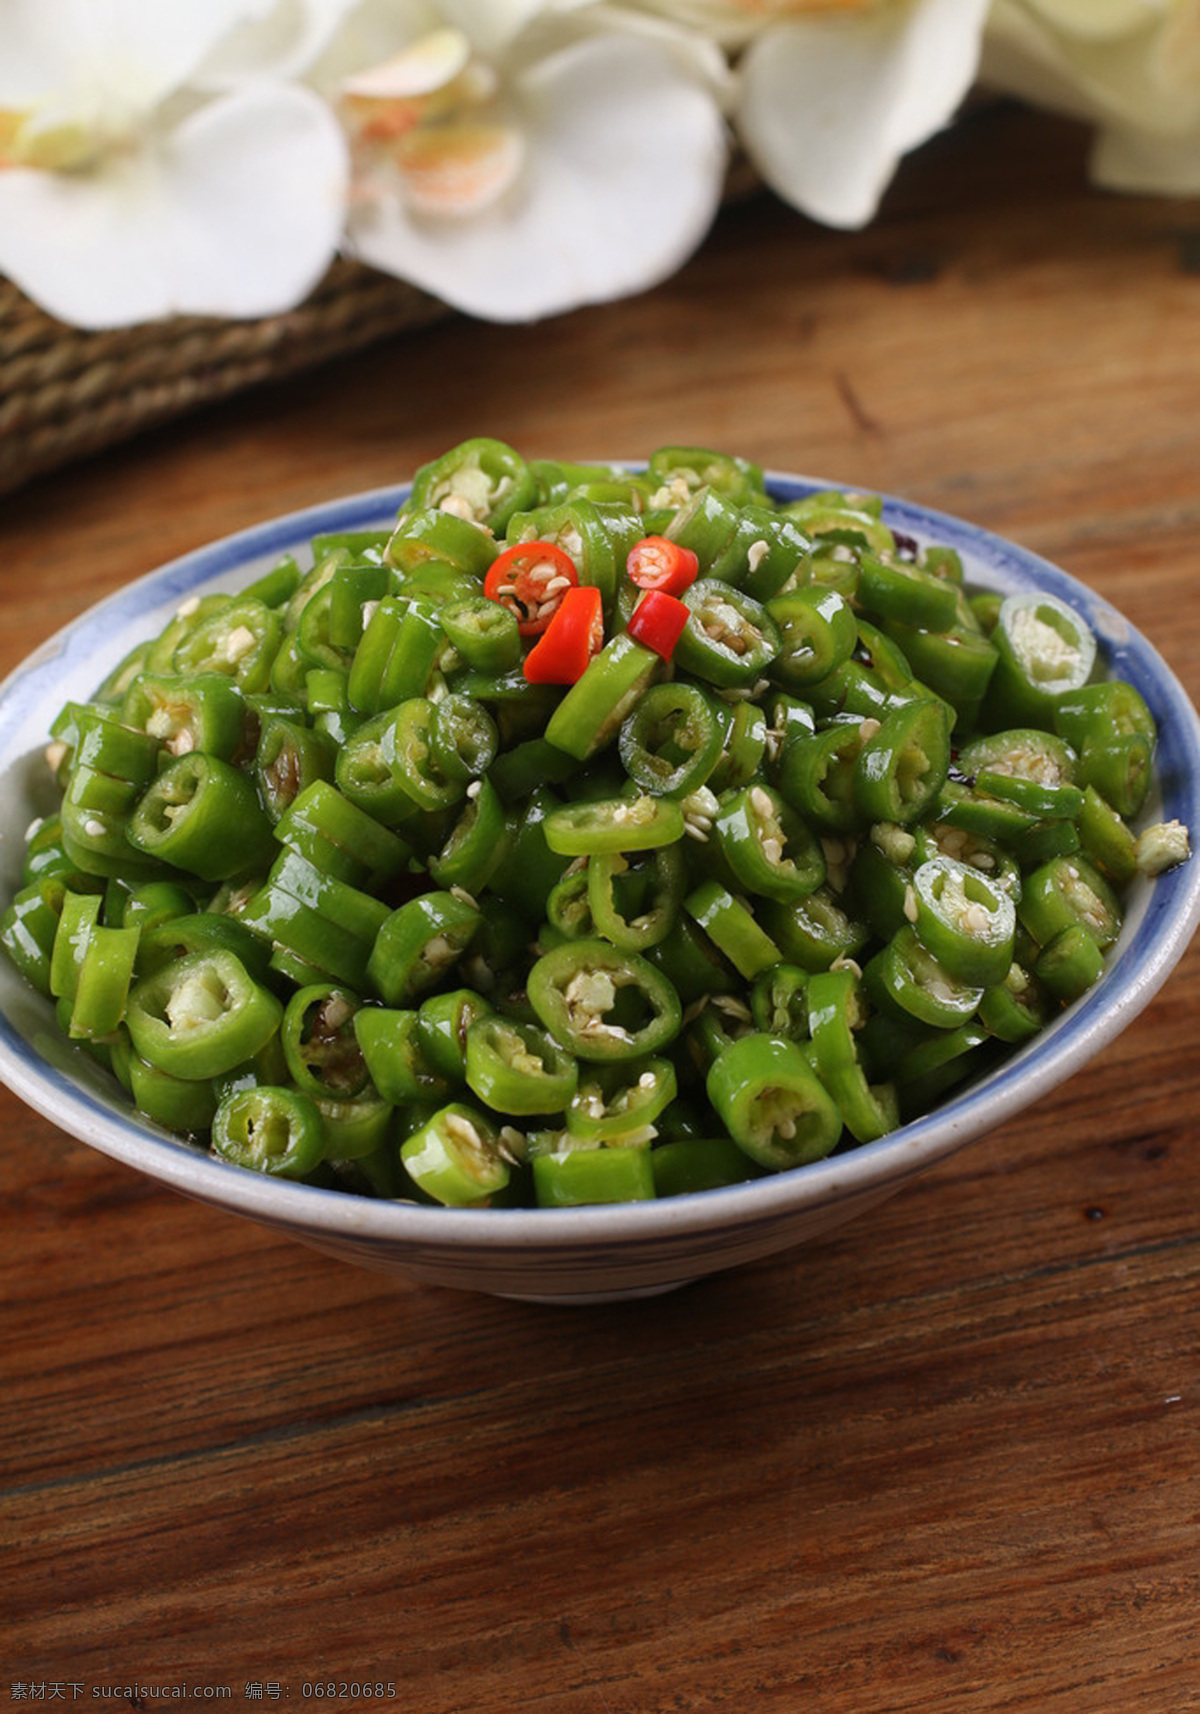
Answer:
[
  {"left": 484, "top": 541, "right": 579, "bottom": 636},
  {"left": 523, "top": 585, "right": 604, "bottom": 684},
  {"left": 626, "top": 535, "right": 699, "bottom": 597},
  {"left": 627, "top": 589, "right": 691, "bottom": 661}
]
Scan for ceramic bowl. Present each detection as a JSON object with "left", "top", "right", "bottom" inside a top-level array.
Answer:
[{"left": 2, "top": 475, "right": 1198, "bottom": 1304}]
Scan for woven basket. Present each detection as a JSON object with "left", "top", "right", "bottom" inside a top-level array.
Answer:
[{"left": 0, "top": 261, "right": 449, "bottom": 498}]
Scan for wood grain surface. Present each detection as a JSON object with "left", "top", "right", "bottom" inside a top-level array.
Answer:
[{"left": 2, "top": 103, "right": 1199, "bottom": 1712}]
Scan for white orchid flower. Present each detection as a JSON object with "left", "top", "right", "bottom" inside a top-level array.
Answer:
[
  {"left": 983, "top": 1, "right": 1200, "bottom": 195},
  {"left": 0, "top": 0, "right": 350, "bottom": 329},
  {"left": 637, "top": 0, "right": 990, "bottom": 229},
  {"left": 312, "top": 0, "right": 729, "bottom": 322}
]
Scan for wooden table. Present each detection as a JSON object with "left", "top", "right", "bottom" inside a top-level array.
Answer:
[{"left": 3, "top": 102, "right": 1199, "bottom": 1710}]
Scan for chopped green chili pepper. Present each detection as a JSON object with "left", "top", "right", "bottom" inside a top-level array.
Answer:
[
  {"left": 127, "top": 752, "right": 276, "bottom": 881},
  {"left": 856, "top": 550, "right": 960, "bottom": 631},
  {"left": 782, "top": 490, "right": 895, "bottom": 556},
  {"left": 545, "top": 867, "right": 595, "bottom": 942},
  {"left": 532, "top": 1145, "right": 656, "bottom": 1207},
  {"left": 353, "top": 1005, "right": 452, "bottom": 1104},
  {"left": 49, "top": 888, "right": 103, "bottom": 1004},
  {"left": 281, "top": 983, "right": 370, "bottom": 1100},
  {"left": 67, "top": 921, "right": 139, "bottom": 1040},
  {"left": 853, "top": 698, "right": 951, "bottom": 826},
  {"left": 464, "top": 1014, "right": 578, "bottom": 1115},
  {"left": 987, "top": 591, "right": 1097, "bottom": 729},
  {"left": 544, "top": 633, "right": 662, "bottom": 760},
  {"left": 565, "top": 1056, "right": 677, "bottom": 1145},
  {"left": 416, "top": 987, "right": 492, "bottom": 1081},
  {"left": 211, "top": 1085, "right": 326, "bottom": 1179},
  {"left": 586, "top": 843, "right": 686, "bottom": 951},
  {"left": 367, "top": 889, "right": 483, "bottom": 1006},
  {"left": 316, "top": 1087, "right": 395, "bottom": 1162},
  {"left": 386, "top": 503, "right": 496, "bottom": 580},
  {"left": 426, "top": 777, "right": 509, "bottom": 893},
  {"left": 406, "top": 436, "right": 538, "bottom": 534},
  {"left": 749, "top": 962, "right": 811, "bottom": 1040},
  {"left": 618, "top": 682, "right": 725, "bottom": 799},
  {"left": 430, "top": 693, "right": 498, "bottom": 783},
  {"left": 767, "top": 586, "right": 858, "bottom": 689},
  {"left": 254, "top": 713, "right": 335, "bottom": 821},
  {"left": 347, "top": 595, "right": 443, "bottom": 714},
  {"left": 126, "top": 949, "right": 283, "bottom": 1080},
  {"left": 707, "top": 700, "right": 769, "bottom": 795},
  {"left": 757, "top": 886, "right": 869, "bottom": 974},
  {"left": 1017, "top": 855, "right": 1122, "bottom": 951},
  {"left": 845, "top": 828, "right": 917, "bottom": 942},
  {"left": 711, "top": 783, "right": 825, "bottom": 904},
  {"left": 807, "top": 967, "right": 899, "bottom": 1143},
  {"left": 706, "top": 1032, "right": 843, "bottom": 1169},
  {"left": 675, "top": 580, "right": 781, "bottom": 689},
  {"left": 880, "top": 603, "right": 998, "bottom": 729},
  {"left": 543, "top": 793, "right": 685, "bottom": 856},
  {"left": 400, "top": 1101, "right": 514, "bottom": 1206},
  {"left": 1, "top": 880, "right": 64, "bottom": 997},
  {"left": 651, "top": 1135, "right": 762, "bottom": 1196},
  {"left": 684, "top": 880, "right": 784, "bottom": 981},
  {"left": 862, "top": 926, "right": 984, "bottom": 1029},
  {"left": 136, "top": 910, "right": 272, "bottom": 983},
  {"left": 776, "top": 719, "right": 867, "bottom": 835},
  {"left": 273, "top": 779, "right": 411, "bottom": 890},
  {"left": 893, "top": 1019, "right": 993, "bottom": 1118},
  {"left": 1075, "top": 732, "right": 1154, "bottom": 820},
  {"left": 528, "top": 939, "right": 683, "bottom": 1063},
  {"left": 486, "top": 788, "right": 572, "bottom": 920},
  {"left": 649, "top": 445, "right": 765, "bottom": 507},
  {"left": 1077, "top": 785, "right": 1138, "bottom": 887},
  {"left": 957, "top": 729, "right": 1083, "bottom": 820},
  {"left": 440, "top": 594, "right": 522, "bottom": 673},
  {"left": 1035, "top": 922, "right": 1106, "bottom": 1004},
  {"left": 646, "top": 913, "right": 735, "bottom": 1006},
  {"left": 712, "top": 505, "right": 810, "bottom": 599},
  {"left": 909, "top": 855, "right": 1016, "bottom": 987},
  {"left": 172, "top": 595, "right": 282, "bottom": 695},
  {"left": 20, "top": 814, "right": 96, "bottom": 889}
]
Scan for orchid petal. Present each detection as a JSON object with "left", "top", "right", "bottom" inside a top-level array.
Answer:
[
  {"left": 537, "top": 2, "right": 733, "bottom": 98},
  {"left": 983, "top": 0, "right": 1200, "bottom": 136},
  {"left": 980, "top": 3, "right": 1105, "bottom": 125},
  {"left": 628, "top": 1, "right": 872, "bottom": 53},
  {"left": 438, "top": 0, "right": 597, "bottom": 58},
  {"left": 342, "top": 28, "right": 475, "bottom": 99},
  {"left": 304, "top": 0, "right": 447, "bottom": 90},
  {"left": 0, "top": 0, "right": 256, "bottom": 109},
  {"left": 737, "top": 0, "right": 987, "bottom": 227},
  {"left": 196, "top": 0, "right": 361, "bottom": 87},
  {"left": 344, "top": 30, "right": 726, "bottom": 320},
  {"left": 736, "top": 0, "right": 989, "bottom": 229},
  {"left": 1013, "top": 0, "right": 1163, "bottom": 42},
  {"left": 0, "top": 84, "right": 348, "bottom": 328}
]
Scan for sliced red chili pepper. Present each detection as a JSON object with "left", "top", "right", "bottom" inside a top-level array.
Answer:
[
  {"left": 483, "top": 540, "right": 579, "bottom": 636},
  {"left": 523, "top": 585, "right": 604, "bottom": 685},
  {"left": 627, "top": 589, "right": 690, "bottom": 661},
  {"left": 626, "top": 535, "right": 699, "bottom": 597}
]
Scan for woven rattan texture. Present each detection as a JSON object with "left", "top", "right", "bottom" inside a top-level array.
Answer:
[{"left": 0, "top": 262, "right": 447, "bottom": 496}]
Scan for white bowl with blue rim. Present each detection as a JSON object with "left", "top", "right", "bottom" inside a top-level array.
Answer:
[{"left": 2, "top": 473, "right": 1198, "bottom": 1304}]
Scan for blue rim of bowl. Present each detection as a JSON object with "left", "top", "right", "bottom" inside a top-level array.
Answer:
[{"left": 1, "top": 472, "right": 1198, "bottom": 1254}]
